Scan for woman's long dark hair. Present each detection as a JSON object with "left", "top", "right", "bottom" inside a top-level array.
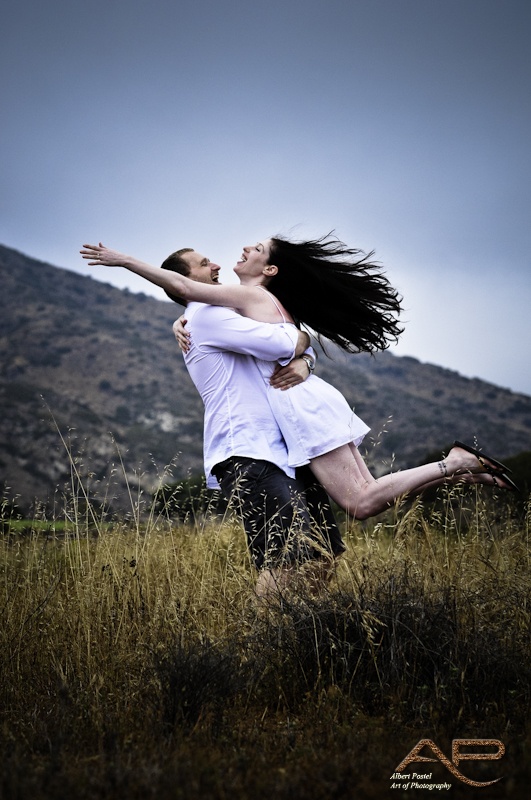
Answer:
[{"left": 267, "top": 233, "right": 403, "bottom": 353}]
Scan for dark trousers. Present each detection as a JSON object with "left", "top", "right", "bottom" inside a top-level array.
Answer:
[{"left": 212, "top": 457, "right": 345, "bottom": 571}]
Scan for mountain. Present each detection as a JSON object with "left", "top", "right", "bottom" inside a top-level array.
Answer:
[{"left": 1, "top": 244, "right": 530, "bottom": 514}]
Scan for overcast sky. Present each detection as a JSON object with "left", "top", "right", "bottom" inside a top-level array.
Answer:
[{"left": 2, "top": 0, "right": 530, "bottom": 394}]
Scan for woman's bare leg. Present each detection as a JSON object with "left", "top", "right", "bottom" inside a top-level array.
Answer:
[
  {"left": 351, "top": 442, "right": 503, "bottom": 498},
  {"left": 309, "top": 443, "right": 507, "bottom": 519}
]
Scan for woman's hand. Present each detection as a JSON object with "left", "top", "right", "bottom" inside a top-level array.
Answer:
[
  {"left": 173, "top": 316, "right": 190, "bottom": 353},
  {"left": 269, "top": 358, "right": 310, "bottom": 391},
  {"left": 80, "top": 242, "right": 129, "bottom": 267}
]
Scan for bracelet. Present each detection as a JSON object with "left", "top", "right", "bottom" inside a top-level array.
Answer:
[{"left": 301, "top": 355, "right": 315, "bottom": 373}]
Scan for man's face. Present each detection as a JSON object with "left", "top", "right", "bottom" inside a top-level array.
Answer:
[{"left": 182, "top": 251, "right": 221, "bottom": 284}]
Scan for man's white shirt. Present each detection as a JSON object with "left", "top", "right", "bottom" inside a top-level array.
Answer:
[{"left": 182, "top": 302, "right": 300, "bottom": 488}]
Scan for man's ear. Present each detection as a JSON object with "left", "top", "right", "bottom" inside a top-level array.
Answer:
[{"left": 263, "top": 264, "right": 278, "bottom": 277}]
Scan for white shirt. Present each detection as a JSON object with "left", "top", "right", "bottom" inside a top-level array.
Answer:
[{"left": 183, "top": 302, "right": 301, "bottom": 488}]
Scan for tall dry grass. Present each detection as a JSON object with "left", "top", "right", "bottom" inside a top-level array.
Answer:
[{"left": 1, "top": 481, "right": 530, "bottom": 799}]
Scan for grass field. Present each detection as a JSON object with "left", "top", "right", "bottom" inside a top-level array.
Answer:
[{"left": 1, "top": 483, "right": 530, "bottom": 799}]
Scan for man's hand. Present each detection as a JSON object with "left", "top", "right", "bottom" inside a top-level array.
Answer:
[
  {"left": 173, "top": 315, "right": 190, "bottom": 353},
  {"left": 80, "top": 242, "right": 130, "bottom": 267},
  {"left": 270, "top": 358, "right": 311, "bottom": 391}
]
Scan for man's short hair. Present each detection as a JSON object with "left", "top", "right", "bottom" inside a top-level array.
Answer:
[{"left": 161, "top": 248, "right": 194, "bottom": 304}]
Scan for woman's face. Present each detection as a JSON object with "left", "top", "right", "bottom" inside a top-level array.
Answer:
[{"left": 234, "top": 239, "right": 273, "bottom": 279}]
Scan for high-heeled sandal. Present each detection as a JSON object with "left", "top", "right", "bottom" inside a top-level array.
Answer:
[
  {"left": 452, "top": 440, "right": 512, "bottom": 475},
  {"left": 491, "top": 472, "right": 519, "bottom": 492}
]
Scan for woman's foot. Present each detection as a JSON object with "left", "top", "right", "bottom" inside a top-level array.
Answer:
[
  {"left": 453, "top": 440, "right": 511, "bottom": 474},
  {"left": 446, "top": 443, "right": 509, "bottom": 477},
  {"left": 458, "top": 471, "right": 518, "bottom": 491},
  {"left": 490, "top": 472, "right": 519, "bottom": 492}
]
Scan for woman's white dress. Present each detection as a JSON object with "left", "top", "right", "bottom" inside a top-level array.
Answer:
[{"left": 254, "top": 289, "right": 370, "bottom": 468}]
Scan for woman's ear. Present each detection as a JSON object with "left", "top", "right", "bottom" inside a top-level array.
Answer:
[{"left": 263, "top": 263, "right": 278, "bottom": 277}]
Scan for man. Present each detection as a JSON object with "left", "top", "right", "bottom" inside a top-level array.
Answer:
[{"left": 80, "top": 242, "right": 345, "bottom": 599}]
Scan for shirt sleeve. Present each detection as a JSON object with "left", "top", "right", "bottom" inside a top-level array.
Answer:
[{"left": 191, "top": 305, "right": 299, "bottom": 362}]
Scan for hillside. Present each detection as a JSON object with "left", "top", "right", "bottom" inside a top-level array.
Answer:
[{"left": 1, "top": 243, "right": 530, "bottom": 514}]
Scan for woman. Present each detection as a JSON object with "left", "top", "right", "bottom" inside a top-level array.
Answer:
[{"left": 81, "top": 234, "right": 517, "bottom": 518}]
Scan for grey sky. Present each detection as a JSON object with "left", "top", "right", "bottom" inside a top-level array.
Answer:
[{"left": 2, "top": 0, "right": 530, "bottom": 393}]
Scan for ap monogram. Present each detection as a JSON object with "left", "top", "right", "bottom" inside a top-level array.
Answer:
[{"left": 394, "top": 738, "right": 505, "bottom": 787}]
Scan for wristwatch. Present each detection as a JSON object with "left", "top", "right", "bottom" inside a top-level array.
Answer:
[{"left": 301, "top": 354, "right": 315, "bottom": 374}]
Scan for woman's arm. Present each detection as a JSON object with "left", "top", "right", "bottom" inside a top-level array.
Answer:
[{"left": 80, "top": 243, "right": 275, "bottom": 320}]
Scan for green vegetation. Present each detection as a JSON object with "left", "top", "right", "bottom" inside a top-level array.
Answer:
[{"left": 1, "top": 485, "right": 530, "bottom": 799}]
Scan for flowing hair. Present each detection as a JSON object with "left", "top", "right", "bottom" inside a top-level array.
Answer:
[{"left": 267, "top": 233, "right": 403, "bottom": 353}]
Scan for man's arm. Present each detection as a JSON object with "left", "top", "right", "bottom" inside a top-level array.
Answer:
[
  {"left": 190, "top": 305, "right": 308, "bottom": 364},
  {"left": 294, "top": 329, "right": 311, "bottom": 356},
  {"left": 174, "top": 314, "right": 311, "bottom": 388}
]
